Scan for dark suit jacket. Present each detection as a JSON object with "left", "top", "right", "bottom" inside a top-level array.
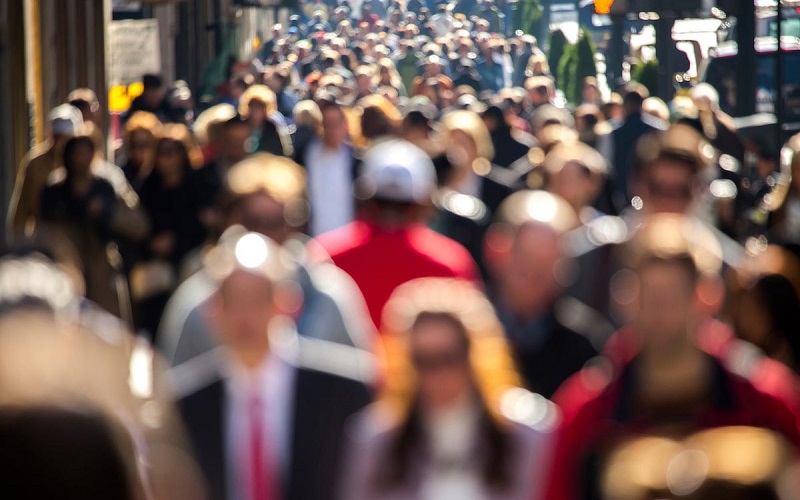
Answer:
[
  {"left": 178, "top": 350, "right": 372, "bottom": 500},
  {"left": 610, "top": 113, "right": 666, "bottom": 206},
  {"left": 481, "top": 163, "right": 523, "bottom": 216},
  {"left": 497, "top": 306, "right": 598, "bottom": 399}
]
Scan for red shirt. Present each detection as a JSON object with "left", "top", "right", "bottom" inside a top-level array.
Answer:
[{"left": 315, "top": 221, "right": 480, "bottom": 330}]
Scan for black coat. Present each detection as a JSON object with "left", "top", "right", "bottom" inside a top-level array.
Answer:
[
  {"left": 490, "top": 127, "right": 530, "bottom": 169},
  {"left": 179, "top": 358, "right": 371, "bottom": 500},
  {"left": 497, "top": 306, "right": 598, "bottom": 399}
]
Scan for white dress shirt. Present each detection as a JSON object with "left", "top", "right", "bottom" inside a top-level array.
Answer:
[
  {"left": 224, "top": 352, "right": 295, "bottom": 500},
  {"left": 305, "top": 140, "right": 355, "bottom": 237}
]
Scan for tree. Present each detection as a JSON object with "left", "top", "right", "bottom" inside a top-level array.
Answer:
[
  {"left": 547, "top": 28, "right": 568, "bottom": 83},
  {"left": 557, "top": 27, "right": 598, "bottom": 105},
  {"left": 509, "top": 0, "right": 543, "bottom": 36},
  {"left": 557, "top": 43, "right": 577, "bottom": 103},
  {"left": 573, "top": 27, "right": 598, "bottom": 102},
  {"left": 632, "top": 58, "right": 660, "bottom": 98}
]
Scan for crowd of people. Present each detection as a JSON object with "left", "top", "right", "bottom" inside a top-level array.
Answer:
[{"left": 5, "top": 2, "right": 800, "bottom": 499}]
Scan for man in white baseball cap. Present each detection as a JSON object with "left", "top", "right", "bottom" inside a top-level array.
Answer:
[
  {"left": 314, "top": 138, "right": 480, "bottom": 330},
  {"left": 7, "top": 104, "right": 84, "bottom": 241}
]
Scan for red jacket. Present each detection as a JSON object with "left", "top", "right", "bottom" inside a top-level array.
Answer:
[{"left": 545, "top": 330, "right": 800, "bottom": 500}]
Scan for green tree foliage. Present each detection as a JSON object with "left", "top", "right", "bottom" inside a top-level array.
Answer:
[
  {"left": 510, "top": 0, "right": 543, "bottom": 36},
  {"left": 557, "top": 43, "right": 577, "bottom": 102},
  {"left": 556, "top": 28, "right": 597, "bottom": 105},
  {"left": 574, "top": 27, "right": 598, "bottom": 95},
  {"left": 632, "top": 58, "right": 660, "bottom": 98},
  {"left": 547, "top": 28, "right": 568, "bottom": 82}
]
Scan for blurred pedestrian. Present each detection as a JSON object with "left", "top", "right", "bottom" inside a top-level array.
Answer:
[
  {"left": 340, "top": 278, "right": 556, "bottom": 500},
  {"left": 174, "top": 227, "right": 373, "bottom": 500},
  {"left": 315, "top": 138, "right": 480, "bottom": 329}
]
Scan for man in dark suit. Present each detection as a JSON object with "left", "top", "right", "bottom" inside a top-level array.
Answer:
[
  {"left": 173, "top": 228, "right": 373, "bottom": 500},
  {"left": 484, "top": 190, "right": 600, "bottom": 399},
  {"left": 607, "top": 83, "right": 668, "bottom": 210}
]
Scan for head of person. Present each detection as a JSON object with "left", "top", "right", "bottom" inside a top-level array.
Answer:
[
  {"left": 633, "top": 124, "right": 710, "bottom": 214},
  {"left": 525, "top": 76, "right": 553, "bottom": 108},
  {"left": 544, "top": 141, "right": 608, "bottom": 213},
  {"left": 357, "top": 139, "right": 437, "bottom": 226},
  {"left": 354, "top": 65, "right": 374, "bottom": 94},
  {"left": 378, "top": 278, "right": 524, "bottom": 486},
  {"left": 123, "top": 112, "right": 162, "bottom": 171},
  {"left": 228, "top": 73, "right": 254, "bottom": 103},
  {"left": 440, "top": 110, "right": 495, "bottom": 180},
  {"left": 481, "top": 105, "right": 508, "bottom": 134},
  {"left": 626, "top": 214, "right": 722, "bottom": 353},
  {"left": 484, "top": 191, "right": 579, "bottom": 318},
  {"left": 217, "top": 115, "right": 251, "bottom": 164},
  {"left": 320, "top": 100, "right": 349, "bottom": 148},
  {"left": 205, "top": 228, "right": 295, "bottom": 369},
  {"left": 266, "top": 64, "right": 291, "bottom": 94},
  {"left": 581, "top": 77, "right": 599, "bottom": 105},
  {"left": 622, "top": 82, "right": 649, "bottom": 118},
  {"left": 357, "top": 94, "right": 402, "bottom": 143},
  {"left": 221, "top": 153, "right": 308, "bottom": 243},
  {"left": 141, "top": 74, "right": 165, "bottom": 108},
  {"left": 152, "top": 123, "right": 203, "bottom": 182},
  {"left": 67, "top": 88, "right": 100, "bottom": 124},
  {"left": 292, "top": 100, "right": 323, "bottom": 137},
  {"left": 238, "top": 84, "right": 277, "bottom": 129},
  {"left": 62, "top": 134, "right": 96, "bottom": 181},
  {"left": 48, "top": 104, "right": 84, "bottom": 144}
]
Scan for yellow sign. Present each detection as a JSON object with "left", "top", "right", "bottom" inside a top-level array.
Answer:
[{"left": 109, "top": 82, "right": 144, "bottom": 113}]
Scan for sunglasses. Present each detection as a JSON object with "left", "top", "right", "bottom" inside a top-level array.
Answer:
[{"left": 411, "top": 349, "right": 467, "bottom": 372}]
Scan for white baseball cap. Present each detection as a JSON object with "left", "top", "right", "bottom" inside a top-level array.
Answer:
[
  {"left": 49, "top": 104, "right": 84, "bottom": 137},
  {"left": 359, "top": 139, "right": 437, "bottom": 204}
]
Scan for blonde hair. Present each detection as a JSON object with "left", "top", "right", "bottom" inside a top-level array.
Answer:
[
  {"left": 123, "top": 112, "right": 162, "bottom": 141},
  {"left": 226, "top": 153, "right": 306, "bottom": 205},
  {"left": 441, "top": 110, "right": 495, "bottom": 160},
  {"left": 239, "top": 84, "right": 277, "bottom": 117},
  {"left": 378, "top": 278, "right": 522, "bottom": 422},
  {"left": 292, "top": 100, "right": 323, "bottom": 137}
]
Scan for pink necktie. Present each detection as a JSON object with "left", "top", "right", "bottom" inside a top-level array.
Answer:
[{"left": 248, "top": 393, "right": 280, "bottom": 500}]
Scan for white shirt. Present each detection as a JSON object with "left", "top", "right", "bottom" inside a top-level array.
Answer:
[
  {"left": 305, "top": 140, "right": 355, "bottom": 236},
  {"left": 224, "top": 352, "right": 295, "bottom": 500},
  {"left": 420, "top": 401, "right": 484, "bottom": 500}
]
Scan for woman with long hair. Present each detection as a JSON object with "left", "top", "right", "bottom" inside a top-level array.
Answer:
[
  {"left": 135, "top": 124, "right": 211, "bottom": 337},
  {"left": 340, "top": 278, "right": 555, "bottom": 500}
]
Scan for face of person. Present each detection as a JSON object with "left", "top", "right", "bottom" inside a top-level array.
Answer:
[
  {"left": 67, "top": 141, "right": 95, "bottom": 179},
  {"left": 411, "top": 317, "right": 472, "bottom": 411},
  {"left": 154, "top": 140, "right": 184, "bottom": 178},
  {"left": 127, "top": 129, "right": 154, "bottom": 168},
  {"left": 356, "top": 74, "right": 371, "bottom": 92},
  {"left": 247, "top": 100, "right": 268, "bottom": 127},
  {"left": 583, "top": 84, "right": 598, "bottom": 104},
  {"left": 548, "top": 161, "right": 600, "bottom": 211},
  {"left": 501, "top": 224, "right": 563, "bottom": 317},
  {"left": 448, "top": 129, "right": 479, "bottom": 167},
  {"left": 322, "top": 107, "right": 348, "bottom": 147},
  {"left": 231, "top": 193, "right": 290, "bottom": 244},
  {"left": 642, "top": 160, "right": 696, "bottom": 214},
  {"left": 215, "top": 270, "right": 276, "bottom": 368},
  {"left": 634, "top": 260, "right": 697, "bottom": 351},
  {"left": 221, "top": 124, "right": 251, "bottom": 163}
]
